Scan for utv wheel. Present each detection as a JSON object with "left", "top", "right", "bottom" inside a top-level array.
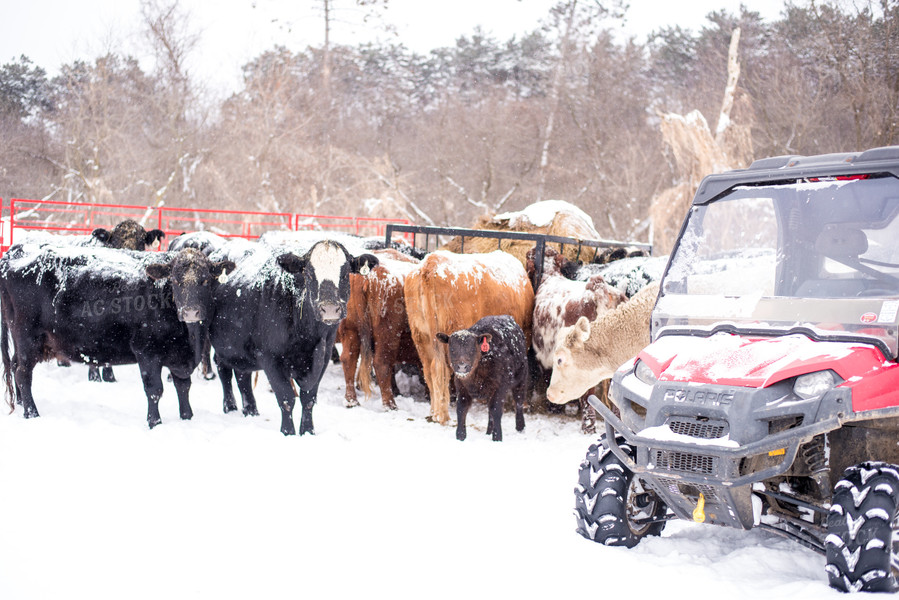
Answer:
[
  {"left": 826, "top": 461, "right": 899, "bottom": 593},
  {"left": 574, "top": 435, "right": 667, "bottom": 547}
]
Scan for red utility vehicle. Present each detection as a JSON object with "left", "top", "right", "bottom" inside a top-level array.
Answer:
[{"left": 575, "top": 146, "right": 899, "bottom": 592}]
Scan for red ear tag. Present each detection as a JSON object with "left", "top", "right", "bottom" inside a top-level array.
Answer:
[{"left": 480, "top": 338, "right": 490, "bottom": 352}]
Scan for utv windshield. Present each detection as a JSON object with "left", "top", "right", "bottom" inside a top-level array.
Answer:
[{"left": 656, "top": 174, "right": 899, "bottom": 358}]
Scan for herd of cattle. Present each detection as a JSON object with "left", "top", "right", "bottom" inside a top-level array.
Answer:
[{"left": 0, "top": 219, "right": 664, "bottom": 439}]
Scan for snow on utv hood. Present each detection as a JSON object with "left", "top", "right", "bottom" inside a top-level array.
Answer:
[{"left": 634, "top": 332, "right": 899, "bottom": 412}]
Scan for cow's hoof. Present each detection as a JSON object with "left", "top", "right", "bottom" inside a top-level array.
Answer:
[
  {"left": 345, "top": 397, "right": 359, "bottom": 408},
  {"left": 88, "top": 371, "right": 101, "bottom": 382},
  {"left": 223, "top": 403, "right": 238, "bottom": 414},
  {"left": 180, "top": 412, "right": 193, "bottom": 421},
  {"left": 148, "top": 418, "right": 162, "bottom": 429},
  {"left": 383, "top": 400, "right": 397, "bottom": 411},
  {"left": 203, "top": 372, "right": 217, "bottom": 381},
  {"left": 102, "top": 370, "right": 116, "bottom": 383},
  {"left": 243, "top": 406, "right": 259, "bottom": 417}
]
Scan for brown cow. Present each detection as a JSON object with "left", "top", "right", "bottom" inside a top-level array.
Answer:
[
  {"left": 337, "top": 248, "right": 422, "bottom": 410},
  {"left": 404, "top": 250, "right": 534, "bottom": 425}
]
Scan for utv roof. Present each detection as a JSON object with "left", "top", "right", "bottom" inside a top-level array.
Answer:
[{"left": 693, "top": 145, "right": 899, "bottom": 205}]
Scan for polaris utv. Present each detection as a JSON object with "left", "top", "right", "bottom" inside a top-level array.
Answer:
[{"left": 575, "top": 146, "right": 899, "bottom": 593}]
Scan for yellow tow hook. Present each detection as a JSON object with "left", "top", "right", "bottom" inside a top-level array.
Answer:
[{"left": 692, "top": 492, "right": 706, "bottom": 523}]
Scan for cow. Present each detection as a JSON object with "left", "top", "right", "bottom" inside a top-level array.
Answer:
[
  {"left": 337, "top": 247, "right": 423, "bottom": 410},
  {"left": 546, "top": 281, "right": 660, "bottom": 407},
  {"left": 20, "top": 219, "right": 167, "bottom": 383},
  {"left": 0, "top": 244, "right": 234, "bottom": 427},
  {"left": 560, "top": 254, "right": 666, "bottom": 299},
  {"left": 436, "top": 315, "right": 528, "bottom": 442},
  {"left": 17, "top": 218, "right": 166, "bottom": 253},
  {"left": 167, "top": 231, "right": 228, "bottom": 256},
  {"left": 404, "top": 250, "right": 534, "bottom": 426},
  {"left": 527, "top": 246, "right": 627, "bottom": 433},
  {"left": 208, "top": 239, "right": 378, "bottom": 435}
]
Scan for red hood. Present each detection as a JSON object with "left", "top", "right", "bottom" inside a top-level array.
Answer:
[{"left": 638, "top": 333, "right": 889, "bottom": 388}]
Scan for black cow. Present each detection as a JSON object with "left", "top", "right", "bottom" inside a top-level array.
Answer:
[
  {"left": 0, "top": 244, "right": 233, "bottom": 427},
  {"left": 91, "top": 219, "right": 166, "bottom": 251},
  {"left": 208, "top": 239, "right": 378, "bottom": 435},
  {"left": 24, "top": 219, "right": 167, "bottom": 383},
  {"left": 436, "top": 315, "right": 528, "bottom": 442}
]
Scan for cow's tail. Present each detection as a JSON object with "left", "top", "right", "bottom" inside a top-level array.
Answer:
[
  {"left": 1, "top": 289, "right": 15, "bottom": 413},
  {"left": 357, "top": 326, "right": 374, "bottom": 401}
]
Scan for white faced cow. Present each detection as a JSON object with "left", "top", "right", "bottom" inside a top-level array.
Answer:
[{"left": 208, "top": 239, "right": 378, "bottom": 435}]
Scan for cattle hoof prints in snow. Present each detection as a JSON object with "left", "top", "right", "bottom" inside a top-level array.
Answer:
[{"left": 436, "top": 314, "right": 528, "bottom": 442}]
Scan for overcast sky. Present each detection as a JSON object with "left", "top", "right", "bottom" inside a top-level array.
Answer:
[{"left": 2, "top": 0, "right": 787, "bottom": 97}]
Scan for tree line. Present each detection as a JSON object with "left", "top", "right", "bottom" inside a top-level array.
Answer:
[{"left": 1, "top": 0, "right": 897, "bottom": 247}]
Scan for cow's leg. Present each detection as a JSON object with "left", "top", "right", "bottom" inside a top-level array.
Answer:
[
  {"left": 579, "top": 393, "right": 597, "bottom": 435},
  {"left": 513, "top": 379, "right": 527, "bottom": 434},
  {"left": 234, "top": 370, "right": 258, "bottom": 416},
  {"left": 374, "top": 329, "right": 401, "bottom": 410},
  {"left": 201, "top": 339, "right": 215, "bottom": 380},
  {"left": 101, "top": 365, "right": 116, "bottom": 383},
  {"left": 374, "top": 348, "right": 398, "bottom": 411},
  {"left": 88, "top": 365, "right": 102, "bottom": 382},
  {"left": 170, "top": 371, "right": 193, "bottom": 420},
  {"left": 13, "top": 353, "right": 39, "bottom": 418},
  {"left": 489, "top": 395, "right": 504, "bottom": 442},
  {"left": 338, "top": 325, "right": 361, "bottom": 408},
  {"left": 261, "top": 355, "right": 301, "bottom": 435},
  {"left": 297, "top": 386, "right": 317, "bottom": 436},
  {"left": 455, "top": 387, "right": 471, "bottom": 441},
  {"left": 136, "top": 358, "right": 165, "bottom": 428},
  {"left": 216, "top": 358, "right": 238, "bottom": 413},
  {"left": 266, "top": 366, "right": 297, "bottom": 436}
]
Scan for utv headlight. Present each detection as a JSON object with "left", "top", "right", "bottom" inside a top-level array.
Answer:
[
  {"left": 634, "top": 359, "right": 658, "bottom": 386},
  {"left": 793, "top": 370, "right": 836, "bottom": 400}
]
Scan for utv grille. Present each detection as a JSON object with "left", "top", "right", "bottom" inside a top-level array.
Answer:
[
  {"left": 667, "top": 417, "right": 728, "bottom": 439},
  {"left": 654, "top": 449, "right": 716, "bottom": 475}
]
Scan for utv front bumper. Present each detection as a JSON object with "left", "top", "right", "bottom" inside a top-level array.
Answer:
[{"left": 592, "top": 367, "right": 852, "bottom": 528}]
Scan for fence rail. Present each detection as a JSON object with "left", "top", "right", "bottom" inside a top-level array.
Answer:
[
  {"left": 0, "top": 198, "right": 412, "bottom": 254},
  {"left": 384, "top": 224, "right": 652, "bottom": 288}
]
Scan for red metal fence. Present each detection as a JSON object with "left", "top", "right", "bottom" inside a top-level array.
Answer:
[{"left": 0, "top": 198, "right": 412, "bottom": 254}]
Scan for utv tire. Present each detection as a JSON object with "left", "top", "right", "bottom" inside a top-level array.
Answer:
[
  {"left": 826, "top": 461, "right": 899, "bottom": 593},
  {"left": 574, "top": 434, "right": 667, "bottom": 547}
]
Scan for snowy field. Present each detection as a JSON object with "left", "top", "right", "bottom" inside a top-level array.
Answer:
[{"left": 0, "top": 357, "right": 845, "bottom": 599}]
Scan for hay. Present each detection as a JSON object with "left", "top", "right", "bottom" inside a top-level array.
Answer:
[
  {"left": 439, "top": 200, "right": 604, "bottom": 267},
  {"left": 649, "top": 28, "right": 754, "bottom": 255}
]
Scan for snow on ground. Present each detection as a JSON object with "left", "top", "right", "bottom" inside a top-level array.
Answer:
[{"left": 0, "top": 358, "right": 843, "bottom": 599}]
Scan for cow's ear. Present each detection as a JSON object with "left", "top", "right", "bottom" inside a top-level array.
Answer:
[
  {"left": 436, "top": 332, "right": 450, "bottom": 344},
  {"left": 211, "top": 260, "right": 236, "bottom": 279},
  {"left": 575, "top": 316, "right": 591, "bottom": 343},
  {"left": 145, "top": 229, "right": 166, "bottom": 247},
  {"left": 92, "top": 228, "right": 112, "bottom": 243},
  {"left": 351, "top": 253, "right": 379, "bottom": 275},
  {"left": 277, "top": 253, "right": 307, "bottom": 275},
  {"left": 146, "top": 262, "right": 173, "bottom": 281}
]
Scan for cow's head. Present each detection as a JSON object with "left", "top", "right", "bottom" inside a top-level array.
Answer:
[
  {"left": 436, "top": 329, "right": 492, "bottom": 380},
  {"left": 276, "top": 240, "right": 379, "bottom": 325},
  {"left": 145, "top": 248, "right": 236, "bottom": 323},
  {"left": 92, "top": 219, "right": 166, "bottom": 251},
  {"left": 546, "top": 316, "right": 595, "bottom": 404}
]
